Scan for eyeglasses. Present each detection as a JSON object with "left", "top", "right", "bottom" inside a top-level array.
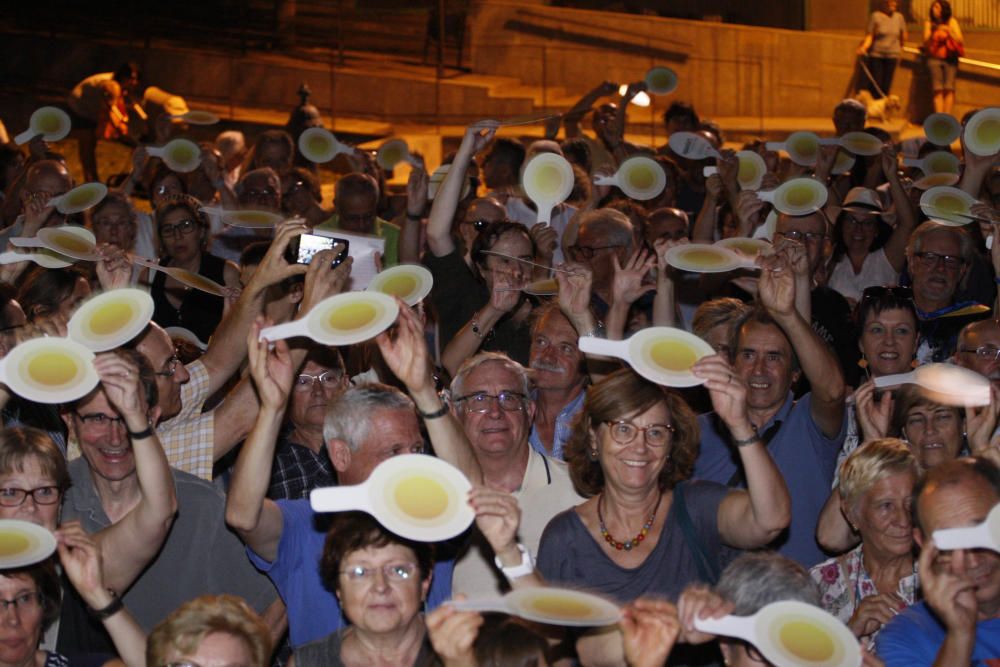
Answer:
[
  {"left": 0, "top": 592, "right": 43, "bottom": 615},
  {"left": 341, "top": 563, "right": 418, "bottom": 584},
  {"left": 905, "top": 410, "right": 957, "bottom": 433},
  {"left": 75, "top": 412, "right": 126, "bottom": 430},
  {"left": 454, "top": 391, "right": 526, "bottom": 414},
  {"left": 463, "top": 219, "right": 492, "bottom": 232},
  {"left": 604, "top": 420, "right": 675, "bottom": 447},
  {"left": 774, "top": 230, "right": 828, "bottom": 243},
  {"left": 159, "top": 219, "right": 198, "bottom": 239},
  {"left": 861, "top": 285, "right": 913, "bottom": 303},
  {"left": 960, "top": 345, "right": 1000, "bottom": 361},
  {"left": 913, "top": 251, "right": 966, "bottom": 270},
  {"left": 294, "top": 371, "right": 344, "bottom": 391},
  {"left": 245, "top": 187, "right": 277, "bottom": 199},
  {"left": 155, "top": 354, "right": 182, "bottom": 378},
  {"left": 0, "top": 486, "right": 60, "bottom": 507},
  {"left": 568, "top": 245, "right": 622, "bottom": 260}
]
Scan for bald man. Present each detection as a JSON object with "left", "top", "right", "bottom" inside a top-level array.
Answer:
[{"left": 0, "top": 160, "right": 74, "bottom": 246}]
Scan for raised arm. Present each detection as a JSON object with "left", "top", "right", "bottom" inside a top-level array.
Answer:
[
  {"left": 426, "top": 122, "right": 497, "bottom": 258},
  {"left": 880, "top": 145, "right": 918, "bottom": 272},
  {"left": 199, "top": 220, "right": 309, "bottom": 395},
  {"left": 692, "top": 175, "right": 723, "bottom": 243},
  {"left": 90, "top": 353, "right": 177, "bottom": 593},
  {"left": 224, "top": 318, "right": 295, "bottom": 563},
  {"left": 377, "top": 302, "right": 482, "bottom": 484},
  {"left": 563, "top": 81, "right": 619, "bottom": 139},
  {"left": 652, "top": 238, "right": 681, "bottom": 327},
  {"left": 759, "top": 254, "right": 847, "bottom": 437},
  {"left": 693, "top": 354, "right": 791, "bottom": 548},
  {"left": 606, "top": 248, "right": 656, "bottom": 340},
  {"left": 398, "top": 158, "right": 428, "bottom": 263},
  {"left": 58, "top": 524, "right": 147, "bottom": 667}
]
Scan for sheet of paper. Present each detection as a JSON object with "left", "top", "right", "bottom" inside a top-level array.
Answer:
[{"left": 310, "top": 228, "right": 385, "bottom": 291}]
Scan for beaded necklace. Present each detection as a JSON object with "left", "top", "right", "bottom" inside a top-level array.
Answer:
[{"left": 597, "top": 492, "right": 662, "bottom": 551}]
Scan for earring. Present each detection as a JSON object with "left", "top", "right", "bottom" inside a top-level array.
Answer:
[
  {"left": 911, "top": 357, "right": 919, "bottom": 369},
  {"left": 589, "top": 447, "right": 599, "bottom": 462},
  {"left": 857, "top": 357, "right": 868, "bottom": 369}
]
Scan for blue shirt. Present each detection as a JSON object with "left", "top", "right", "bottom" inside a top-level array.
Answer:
[
  {"left": 877, "top": 601, "right": 1000, "bottom": 666},
  {"left": 247, "top": 499, "right": 454, "bottom": 648},
  {"left": 528, "top": 389, "right": 586, "bottom": 460},
  {"left": 694, "top": 392, "right": 844, "bottom": 568}
]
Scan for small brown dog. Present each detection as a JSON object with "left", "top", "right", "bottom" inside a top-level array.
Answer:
[{"left": 856, "top": 89, "right": 903, "bottom": 122}]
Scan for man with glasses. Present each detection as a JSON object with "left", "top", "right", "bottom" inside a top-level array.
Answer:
[
  {"left": 316, "top": 173, "right": 400, "bottom": 266},
  {"left": 268, "top": 346, "right": 348, "bottom": 500},
  {"left": 694, "top": 253, "right": 847, "bottom": 567},
  {"left": 227, "top": 304, "right": 479, "bottom": 648},
  {"left": 567, "top": 208, "right": 638, "bottom": 317},
  {"left": 906, "top": 221, "right": 990, "bottom": 362},
  {"left": 59, "top": 349, "right": 277, "bottom": 647},
  {"left": 956, "top": 320, "right": 1000, "bottom": 390},
  {"left": 449, "top": 352, "right": 582, "bottom": 597}
]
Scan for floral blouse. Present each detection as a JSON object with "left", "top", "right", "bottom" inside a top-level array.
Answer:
[{"left": 810, "top": 544, "right": 919, "bottom": 646}]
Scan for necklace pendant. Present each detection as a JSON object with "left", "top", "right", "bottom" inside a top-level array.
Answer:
[{"left": 623, "top": 541, "right": 633, "bottom": 551}]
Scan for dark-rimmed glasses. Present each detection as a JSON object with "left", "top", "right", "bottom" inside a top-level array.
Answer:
[
  {"left": 913, "top": 251, "right": 965, "bottom": 270},
  {"left": 0, "top": 486, "right": 60, "bottom": 507},
  {"left": 159, "top": 219, "right": 198, "bottom": 239},
  {"left": 75, "top": 412, "right": 126, "bottom": 430}
]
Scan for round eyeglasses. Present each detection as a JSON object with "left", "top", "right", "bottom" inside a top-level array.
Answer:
[{"left": 604, "top": 420, "right": 675, "bottom": 447}]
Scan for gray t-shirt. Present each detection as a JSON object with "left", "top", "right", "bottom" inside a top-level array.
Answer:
[
  {"left": 867, "top": 11, "right": 906, "bottom": 57},
  {"left": 61, "top": 458, "right": 277, "bottom": 631},
  {"left": 536, "top": 480, "right": 729, "bottom": 603}
]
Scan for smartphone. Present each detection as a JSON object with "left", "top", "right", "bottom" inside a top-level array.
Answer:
[{"left": 295, "top": 233, "right": 349, "bottom": 268}]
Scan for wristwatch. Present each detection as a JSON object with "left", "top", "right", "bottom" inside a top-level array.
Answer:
[{"left": 495, "top": 543, "right": 534, "bottom": 579}]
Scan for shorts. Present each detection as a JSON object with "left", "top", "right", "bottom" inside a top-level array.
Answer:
[{"left": 927, "top": 57, "right": 957, "bottom": 92}]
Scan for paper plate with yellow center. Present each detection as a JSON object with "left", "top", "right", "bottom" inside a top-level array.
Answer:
[
  {"left": 260, "top": 291, "right": 399, "bottom": 346},
  {"left": 453, "top": 587, "right": 622, "bottom": 627},
  {"left": 175, "top": 110, "right": 220, "bottom": 125},
  {"left": 0, "top": 520, "right": 57, "bottom": 569},
  {"left": 51, "top": 182, "right": 108, "bottom": 215},
  {"left": 376, "top": 139, "right": 416, "bottom": 171},
  {"left": 759, "top": 178, "right": 828, "bottom": 216},
  {"left": 11, "top": 226, "right": 100, "bottom": 261},
  {"left": 0, "top": 337, "right": 99, "bottom": 404},
  {"left": 964, "top": 107, "right": 1000, "bottom": 157},
  {"left": 716, "top": 237, "right": 771, "bottom": 259},
  {"left": 219, "top": 209, "right": 284, "bottom": 229},
  {"left": 838, "top": 131, "right": 884, "bottom": 157},
  {"left": 924, "top": 112, "right": 961, "bottom": 146},
  {"left": 15, "top": 107, "right": 71, "bottom": 145},
  {"left": 579, "top": 326, "right": 715, "bottom": 388},
  {"left": 664, "top": 243, "right": 758, "bottom": 274},
  {"left": 367, "top": 264, "right": 433, "bottom": 306},
  {"left": 522, "top": 153, "right": 575, "bottom": 224},
  {"left": 311, "top": 454, "right": 474, "bottom": 542},
  {"left": 919, "top": 186, "right": 977, "bottom": 225},
  {"left": 696, "top": 601, "right": 860, "bottom": 667},
  {"left": 645, "top": 66, "right": 679, "bottom": 95},
  {"left": 593, "top": 156, "right": 665, "bottom": 201},
  {"left": 903, "top": 150, "right": 960, "bottom": 176},
  {"left": 68, "top": 288, "right": 155, "bottom": 352},
  {"left": 147, "top": 138, "right": 202, "bottom": 173}
]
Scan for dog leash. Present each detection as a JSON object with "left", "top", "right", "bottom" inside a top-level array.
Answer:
[{"left": 857, "top": 55, "right": 888, "bottom": 99}]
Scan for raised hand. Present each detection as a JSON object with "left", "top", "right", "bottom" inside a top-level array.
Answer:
[
  {"left": 854, "top": 380, "right": 893, "bottom": 442},
  {"left": 966, "top": 386, "right": 1000, "bottom": 456},
  {"left": 530, "top": 223, "right": 558, "bottom": 262},
  {"left": 426, "top": 603, "right": 482, "bottom": 667},
  {"left": 692, "top": 354, "right": 751, "bottom": 434},
  {"left": 716, "top": 150, "right": 740, "bottom": 198},
  {"left": 247, "top": 316, "right": 295, "bottom": 411},
  {"left": 847, "top": 592, "right": 905, "bottom": 639},
  {"left": 406, "top": 163, "right": 429, "bottom": 219},
  {"left": 246, "top": 218, "right": 309, "bottom": 295},
  {"left": 299, "top": 246, "right": 352, "bottom": 316},
  {"left": 611, "top": 249, "right": 656, "bottom": 308},
  {"left": 95, "top": 245, "right": 133, "bottom": 290},
  {"left": 918, "top": 539, "right": 978, "bottom": 638},
  {"left": 468, "top": 487, "right": 521, "bottom": 561},
  {"left": 676, "top": 584, "right": 734, "bottom": 644},
  {"left": 22, "top": 192, "right": 55, "bottom": 236},
  {"left": 56, "top": 522, "right": 110, "bottom": 610},
  {"left": 620, "top": 597, "right": 681, "bottom": 667},
  {"left": 880, "top": 144, "right": 901, "bottom": 183},
  {"left": 376, "top": 299, "right": 433, "bottom": 393},
  {"left": 757, "top": 253, "right": 796, "bottom": 318},
  {"left": 94, "top": 352, "right": 148, "bottom": 424},
  {"left": 465, "top": 120, "right": 499, "bottom": 156},
  {"left": 556, "top": 262, "right": 594, "bottom": 326}
]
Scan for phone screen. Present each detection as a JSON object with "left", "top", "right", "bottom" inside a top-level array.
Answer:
[{"left": 296, "top": 234, "right": 349, "bottom": 268}]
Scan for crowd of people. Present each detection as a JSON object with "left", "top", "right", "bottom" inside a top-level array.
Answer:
[{"left": 0, "top": 56, "right": 996, "bottom": 667}]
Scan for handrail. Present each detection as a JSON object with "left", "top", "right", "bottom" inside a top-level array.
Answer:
[{"left": 902, "top": 45, "right": 1000, "bottom": 72}]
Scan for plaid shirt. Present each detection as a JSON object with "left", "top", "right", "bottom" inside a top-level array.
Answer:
[
  {"left": 66, "top": 360, "right": 214, "bottom": 480},
  {"left": 155, "top": 360, "right": 215, "bottom": 480},
  {"left": 267, "top": 435, "right": 337, "bottom": 500}
]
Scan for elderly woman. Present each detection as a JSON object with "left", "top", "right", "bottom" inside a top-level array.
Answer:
[
  {"left": 87, "top": 190, "right": 156, "bottom": 260},
  {"left": 147, "top": 595, "right": 271, "bottom": 667},
  {"left": 536, "top": 366, "right": 790, "bottom": 602},
  {"left": 289, "top": 512, "right": 437, "bottom": 667},
  {"left": 890, "top": 385, "right": 969, "bottom": 468},
  {"left": 811, "top": 439, "right": 920, "bottom": 645},
  {"left": 151, "top": 194, "right": 240, "bottom": 343}
]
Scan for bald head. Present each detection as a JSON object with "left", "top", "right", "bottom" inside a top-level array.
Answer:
[
  {"left": 25, "top": 160, "right": 71, "bottom": 194},
  {"left": 645, "top": 207, "right": 689, "bottom": 244}
]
